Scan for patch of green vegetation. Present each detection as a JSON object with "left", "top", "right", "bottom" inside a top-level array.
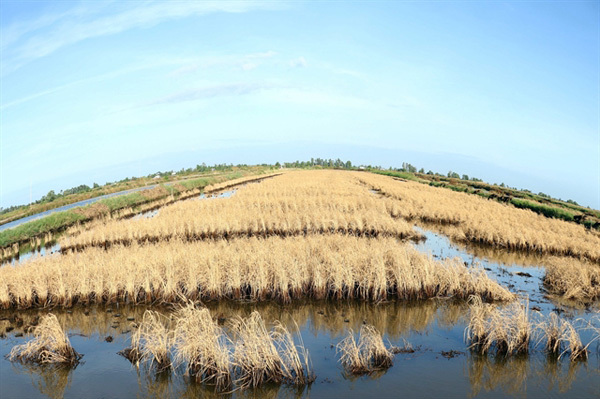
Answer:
[
  {"left": 372, "top": 170, "right": 418, "bottom": 181},
  {"left": 100, "top": 192, "right": 148, "bottom": 212},
  {"left": 0, "top": 211, "right": 85, "bottom": 247},
  {"left": 510, "top": 198, "right": 575, "bottom": 222}
]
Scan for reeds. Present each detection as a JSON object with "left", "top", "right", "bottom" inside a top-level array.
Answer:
[
  {"left": 534, "top": 312, "right": 590, "bottom": 360},
  {"left": 465, "top": 296, "right": 532, "bottom": 356},
  {"left": 173, "top": 303, "right": 232, "bottom": 389},
  {"left": 7, "top": 314, "right": 81, "bottom": 366},
  {"left": 0, "top": 236, "right": 513, "bottom": 309},
  {"left": 231, "top": 311, "right": 313, "bottom": 388},
  {"left": 358, "top": 172, "right": 600, "bottom": 263},
  {"left": 337, "top": 324, "right": 394, "bottom": 374},
  {"left": 122, "top": 310, "right": 172, "bottom": 372}
]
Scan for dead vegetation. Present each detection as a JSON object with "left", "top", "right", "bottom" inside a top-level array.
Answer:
[
  {"left": 60, "top": 171, "right": 418, "bottom": 252},
  {"left": 121, "top": 310, "right": 172, "bottom": 371},
  {"left": 173, "top": 304, "right": 232, "bottom": 390},
  {"left": 7, "top": 314, "right": 81, "bottom": 366},
  {"left": 231, "top": 311, "right": 313, "bottom": 389},
  {"left": 467, "top": 297, "right": 599, "bottom": 361},
  {"left": 358, "top": 172, "right": 600, "bottom": 263},
  {"left": 543, "top": 257, "right": 600, "bottom": 301},
  {"left": 0, "top": 235, "right": 513, "bottom": 309},
  {"left": 337, "top": 324, "right": 394, "bottom": 374},
  {"left": 465, "top": 296, "right": 532, "bottom": 356},
  {"left": 121, "top": 307, "right": 313, "bottom": 391}
]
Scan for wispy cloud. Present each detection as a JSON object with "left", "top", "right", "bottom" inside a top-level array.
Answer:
[
  {"left": 289, "top": 56, "right": 307, "bottom": 68},
  {"left": 1, "top": 1, "right": 279, "bottom": 75},
  {"left": 168, "top": 51, "right": 278, "bottom": 77},
  {"left": 148, "top": 82, "right": 276, "bottom": 105}
]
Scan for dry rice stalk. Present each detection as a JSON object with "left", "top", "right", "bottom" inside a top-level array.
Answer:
[
  {"left": 466, "top": 297, "right": 532, "bottom": 356},
  {"left": 121, "top": 310, "right": 172, "bottom": 372},
  {"left": 230, "top": 311, "right": 313, "bottom": 389},
  {"left": 543, "top": 257, "right": 600, "bottom": 301},
  {"left": 271, "top": 320, "right": 315, "bottom": 386},
  {"left": 465, "top": 296, "right": 494, "bottom": 353},
  {"left": 7, "top": 313, "right": 81, "bottom": 365},
  {"left": 1, "top": 235, "right": 513, "bottom": 309},
  {"left": 358, "top": 171, "right": 600, "bottom": 263},
  {"left": 173, "top": 303, "right": 232, "bottom": 390},
  {"left": 231, "top": 311, "right": 286, "bottom": 389},
  {"left": 560, "top": 321, "right": 587, "bottom": 361},
  {"left": 336, "top": 324, "right": 394, "bottom": 374},
  {"left": 535, "top": 312, "right": 563, "bottom": 356}
]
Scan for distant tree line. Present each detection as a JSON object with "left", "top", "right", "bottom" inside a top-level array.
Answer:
[{"left": 1, "top": 158, "right": 587, "bottom": 215}]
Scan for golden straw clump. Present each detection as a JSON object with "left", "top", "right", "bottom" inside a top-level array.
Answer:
[
  {"left": 122, "top": 310, "right": 172, "bottom": 372},
  {"left": 465, "top": 297, "right": 532, "bottom": 356},
  {"left": 0, "top": 235, "right": 513, "bottom": 309},
  {"left": 357, "top": 172, "right": 600, "bottom": 263},
  {"left": 173, "top": 303, "right": 232, "bottom": 390},
  {"left": 543, "top": 257, "right": 600, "bottom": 301},
  {"left": 231, "top": 311, "right": 313, "bottom": 389},
  {"left": 337, "top": 324, "right": 394, "bottom": 374},
  {"left": 60, "top": 171, "right": 418, "bottom": 251},
  {"left": 7, "top": 313, "right": 81, "bottom": 366}
]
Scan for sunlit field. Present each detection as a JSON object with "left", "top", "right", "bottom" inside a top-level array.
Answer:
[{"left": 2, "top": 170, "right": 599, "bottom": 398}]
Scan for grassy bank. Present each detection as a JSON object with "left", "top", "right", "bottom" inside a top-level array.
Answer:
[
  {"left": 0, "top": 169, "right": 268, "bottom": 251},
  {"left": 0, "top": 168, "right": 260, "bottom": 227},
  {"left": 370, "top": 170, "right": 599, "bottom": 230}
]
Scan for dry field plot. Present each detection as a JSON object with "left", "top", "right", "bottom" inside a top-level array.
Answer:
[
  {"left": 61, "top": 171, "right": 417, "bottom": 251},
  {"left": 357, "top": 172, "right": 600, "bottom": 301},
  {"left": 2, "top": 169, "right": 598, "bottom": 309},
  {"left": 0, "top": 235, "right": 512, "bottom": 309},
  {"left": 357, "top": 172, "right": 600, "bottom": 262}
]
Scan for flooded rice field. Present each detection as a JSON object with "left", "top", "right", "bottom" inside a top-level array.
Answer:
[
  {"left": 1, "top": 225, "right": 599, "bottom": 398},
  {"left": 0, "top": 189, "right": 238, "bottom": 268}
]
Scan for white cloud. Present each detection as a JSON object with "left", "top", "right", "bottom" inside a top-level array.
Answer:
[
  {"left": 1, "top": 1, "right": 279, "bottom": 75},
  {"left": 148, "top": 82, "right": 276, "bottom": 106},
  {"left": 168, "top": 51, "right": 278, "bottom": 77},
  {"left": 289, "top": 56, "right": 307, "bottom": 68}
]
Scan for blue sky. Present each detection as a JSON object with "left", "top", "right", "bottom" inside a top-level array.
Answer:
[{"left": 1, "top": 1, "right": 598, "bottom": 208}]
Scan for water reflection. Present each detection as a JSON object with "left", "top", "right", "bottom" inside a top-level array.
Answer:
[
  {"left": 0, "top": 300, "right": 468, "bottom": 341},
  {"left": 466, "top": 354, "right": 589, "bottom": 398},
  {"left": 11, "top": 363, "right": 75, "bottom": 399}
]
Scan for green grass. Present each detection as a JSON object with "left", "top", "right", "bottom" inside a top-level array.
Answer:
[
  {"left": 510, "top": 198, "right": 575, "bottom": 222},
  {"left": 100, "top": 192, "right": 149, "bottom": 212},
  {"left": 0, "top": 211, "right": 85, "bottom": 247},
  {"left": 372, "top": 170, "right": 418, "bottom": 181},
  {"left": 374, "top": 170, "right": 599, "bottom": 230},
  {"left": 0, "top": 169, "right": 268, "bottom": 250}
]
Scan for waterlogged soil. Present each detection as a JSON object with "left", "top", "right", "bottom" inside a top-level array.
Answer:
[{"left": 0, "top": 221, "right": 599, "bottom": 397}]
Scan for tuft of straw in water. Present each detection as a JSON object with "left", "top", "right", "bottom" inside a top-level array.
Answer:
[
  {"left": 337, "top": 324, "right": 394, "bottom": 374},
  {"left": 173, "top": 303, "right": 232, "bottom": 390},
  {"left": 7, "top": 313, "right": 81, "bottom": 366},
  {"left": 535, "top": 312, "right": 563, "bottom": 356},
  {"left": 465, "top": 296, "right": 532, "bottom": 357},
  {"left": 120, "top": 310, "right": 172, "bottom": 372},
  {"left": 231, "top": 311, "right": 313, "bottom": 389}
]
